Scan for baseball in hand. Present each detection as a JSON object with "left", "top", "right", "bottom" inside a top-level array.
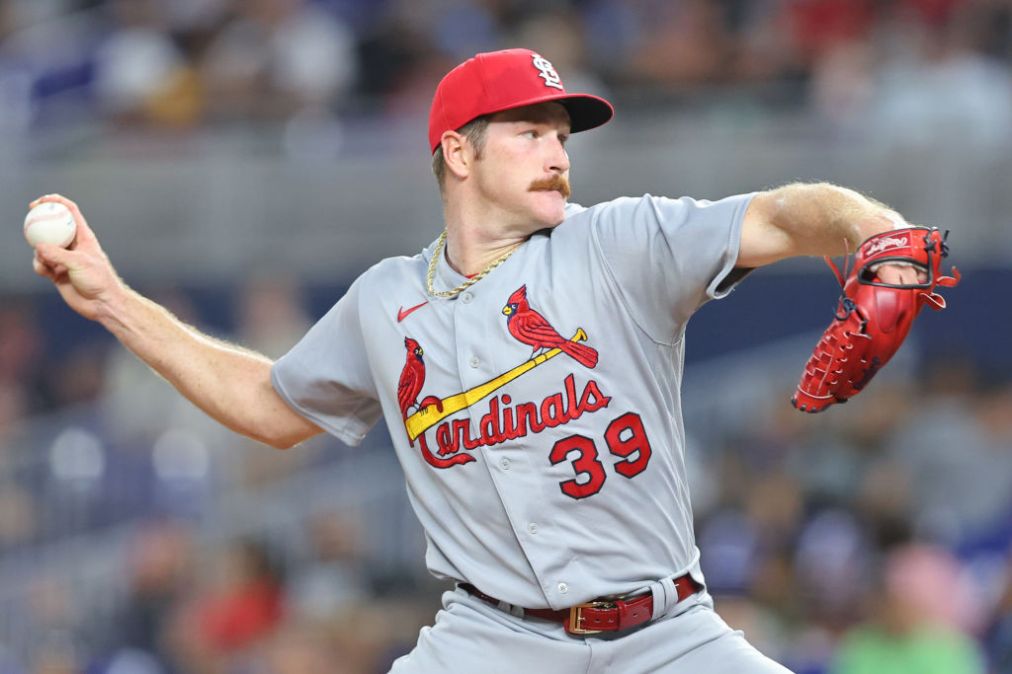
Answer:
[{"left": 24, "top": 201, "right": 77, "bottom": 248}]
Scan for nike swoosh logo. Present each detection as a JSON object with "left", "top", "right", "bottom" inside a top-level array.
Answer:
[{"left": 397, "top": 301, "right": 429, "bottom": 322}]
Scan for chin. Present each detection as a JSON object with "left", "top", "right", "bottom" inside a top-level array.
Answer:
[
  {"left": 530, "top": 195, "right": 568, "bottom": 227},
  {"left": 529, "top": 209, "right": 566, "bottom": 230}
]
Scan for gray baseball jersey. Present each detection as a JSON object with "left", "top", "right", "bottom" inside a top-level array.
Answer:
[{"left": 272, "top": 192, "right": 754, "bottom": 611}]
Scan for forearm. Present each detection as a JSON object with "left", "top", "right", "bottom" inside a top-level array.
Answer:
[
  {"left": 767, "top": 182, "right": 904, "bottom": 257},
  {"left": 97, "top": 286, "right": 292, "bottom": 446},
  {"left": 30, "top": 193, "right": 319, "bottom": 448},
  {"left": 739, "top": 182, "right": 910, "bottom": 268}
]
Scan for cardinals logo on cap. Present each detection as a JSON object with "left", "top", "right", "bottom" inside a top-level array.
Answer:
[{"left": 531, "top": 54, "right": 564, "bottom": 90}]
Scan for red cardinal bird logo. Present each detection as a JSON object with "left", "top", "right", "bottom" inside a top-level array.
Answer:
[
  {"left": 502, "top": 285, "right": 598, "bottom": 368},
  {"left": 397, "top": 337, "right": 442, "bottom": 445},
  {"left": 398, "top": 337, "right": 426, "bottom": 420}
]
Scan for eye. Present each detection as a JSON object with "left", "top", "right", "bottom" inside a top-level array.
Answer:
[
  {"left": 559, "top": 133, "right": 570, "bottom": 146},
  {"left": 522, "top": 129, "right": 539, "bottom": 139}
]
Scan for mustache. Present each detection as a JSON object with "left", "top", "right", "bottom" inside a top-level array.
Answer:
[{"left": 529, "top": 174, "right": 571, "bottom": 199}]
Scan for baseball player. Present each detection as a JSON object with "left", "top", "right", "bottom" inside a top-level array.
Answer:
[{"left": 32, "top": 49, "right": 929, "bottom": 673}]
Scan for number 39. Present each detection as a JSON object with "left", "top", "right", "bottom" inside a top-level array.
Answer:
[{"left": 547, "top": 412, "right": 653, "bottom": 499}]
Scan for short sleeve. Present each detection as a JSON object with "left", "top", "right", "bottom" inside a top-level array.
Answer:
[
  {"left": 271, "top": 277, "right": 382, "bottom": 446},
  {"left": 590, "top": 193, "right": 755, "bottom": 343}
]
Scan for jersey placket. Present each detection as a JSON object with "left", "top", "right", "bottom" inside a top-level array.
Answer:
[{"left": 446, "top": 267, "right": 574, "bottom": 609}]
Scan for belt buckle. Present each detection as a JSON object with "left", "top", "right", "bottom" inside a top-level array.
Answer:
[{"left": 567, "top": 600, "right": 616, "bottom": 636}]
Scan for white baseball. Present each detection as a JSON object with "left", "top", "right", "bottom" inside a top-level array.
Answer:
[{"left": 24, "top": 202, "right": 77, "bottom": 248}]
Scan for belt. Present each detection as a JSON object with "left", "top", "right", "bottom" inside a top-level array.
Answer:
[{"left": 459, "top": 574, "right": 700, "bottom": 636}]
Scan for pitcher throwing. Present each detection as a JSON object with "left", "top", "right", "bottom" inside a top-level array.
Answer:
[{"left": 31, "top": 48, "right": 952, "bottom": 673}]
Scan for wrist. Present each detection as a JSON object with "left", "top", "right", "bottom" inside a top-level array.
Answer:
[
  {"left": 95, "top": 281, "right": 137, "bottom": 334},
  {"left": 855, "top": 209, "right": 908, "bottom": 245},
  {"left": 881, "top": 209, "right": 908, "bottom": 230}
]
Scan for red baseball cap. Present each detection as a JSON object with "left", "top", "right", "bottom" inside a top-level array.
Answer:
[{"left": 428, "top": 48, "right": 614, "bottom": 153}]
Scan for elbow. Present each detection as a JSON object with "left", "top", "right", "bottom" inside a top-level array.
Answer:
[
  {"left": 272, "top": 435, "right": 307, "bottom": 451},
  {"left": 257, "top": 430, "right": 302, "bottom": 450},
  {"left": 237, "top": 421, "right": 299, "bottom": 450},
  {"left": 263, "top": 436, "right": 296, "bottom": 451},
  {"left": 237, "top": 429, "right": 289, "bottom": 450},
  {"left": 250, "top": 418, "right": 320, "bottom": 450}
]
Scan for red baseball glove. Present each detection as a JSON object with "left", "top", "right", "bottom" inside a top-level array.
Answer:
[{"left": 792, "top": 226, "right": 960, "bottom": 413}]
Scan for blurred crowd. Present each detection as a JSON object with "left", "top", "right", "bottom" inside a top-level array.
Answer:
[
  {"left": 0, "top": 276, "right": 1011, "bottom": 673},
  {"left": 689, "top": 368, "right": 1012, "bottom": 674},
  {"left": 2, "top": 1, "right": 1012, "bottom": 673},
  {"left": 0, "top": 0, "right": 1010, "bottom": 150},
  {"left": 0, "top": 279, "right": 440, "bottom": 674}
]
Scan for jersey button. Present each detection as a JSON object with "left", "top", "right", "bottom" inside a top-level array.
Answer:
[
  {"left": 468, "top": 356, "right": 480, "bottom": 368},
  {"left": 527, "top": 522, "right": 538, "bottom": 535},
  {"left": 499, "top": 458, "right": 511, "bottom": 470},
  {"left": 557, "top": 582, "right": 569, "bottom": 594},
  {"left": 461, "top": 292, "right": 473, "bottom": 304}
]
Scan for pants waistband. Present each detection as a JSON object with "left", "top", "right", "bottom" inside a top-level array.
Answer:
[{"left": 459, "top": 574, "right": 701, "bottom": 636}]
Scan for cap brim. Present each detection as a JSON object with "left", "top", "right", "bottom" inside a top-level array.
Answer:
[
  {"left": 555, "top": 94, "right": 615, "bottom": 134},
  {"left": 480, "top": 92, "right": 615, "bottom": 134}
]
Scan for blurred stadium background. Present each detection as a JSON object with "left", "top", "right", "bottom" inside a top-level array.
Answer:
[{"left": 1, "top": 0, "right": 1011, "bottom": 672}]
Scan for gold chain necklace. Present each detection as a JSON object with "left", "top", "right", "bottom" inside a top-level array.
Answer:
[{"left": 426, "top": 230, "right": 522, "bottom": 299}]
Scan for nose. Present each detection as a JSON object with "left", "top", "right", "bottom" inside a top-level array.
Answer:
[{"left": 546, "top": 134, "right": 570, "bottom": 174}]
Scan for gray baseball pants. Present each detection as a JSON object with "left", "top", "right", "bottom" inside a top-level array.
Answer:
[{"left": 390, "top": 586, "right": 795, "bottom": 673}]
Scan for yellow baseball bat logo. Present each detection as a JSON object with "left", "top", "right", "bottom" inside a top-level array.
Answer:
[{"left": 405, "top": 328, "right": 588, "bottom": 441}]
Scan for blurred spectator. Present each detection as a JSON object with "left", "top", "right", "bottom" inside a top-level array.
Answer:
[
  {"left": 730, "top": 0, "right": 805, "bottom": 90},
  {"left": 92, "top": 0, "right": 200, "bottom": 129},
  {"left": 415, "top": 0, "right": 500, "bottom": 62},
  {"left": 0, "top": 0, "right": 1005, "bottom": 140},
  {"left": 869, "top": 2, "right": 1012, "bottom": 150},
  {"left": 235, "top": 275, "right": 309, "bottom": 359},
  {"left": 809, "top": 40, "right": 875, "bottom": 135},
  {"left": 0, "top": 378, "right": 28, "bottom": 445},
  {"left": 0, "top": 482, "right": 37, "bottom": 552},
  {"left": 831, "top": 543, "right": 987, "bottom": 674},
  {"left": 45, "top": 342, "right": 108, "bottom": 408},
  {"left": 20, "top": 576, "right": 87, "bottom": 673},
  {"left": 0, "top": 301, "right": 44, "bottom": 417},
  {"left": 169, "top": 538, "right": 285, "bottom": 670},
  {"left": 201, "top": 0, "right": 356, "bottom": 121},
  {"left": 288, "top": 510, "right": 367, "bottom": 621},
  {"left": 793, "top": 509, "right": 872, "bottom": 626},
  {"left": 262, "top": 621, "right": 347, "bottom": 674},
  {"left": 0, "top": 2, "right": 104, "bottom": 129},
  {"left": 199, "top": 538, "right": 285, "bottom": 651},
  {"left": 987, "top": 554, "right": 1012, "bottom": 673},
  {"left": 888, "top": 383, "right": 1012, "bottom": 545},
  {"left": 786, "top": 0, "right": 878, "bottom": 66},
  {"left": 698, "top": 507, "right": 762, "bottom": 596},
  {"left": 356, "top": 7, "right": 451, "bottom": 120},
  {"left": 628, "top": 0, "right": 731, "bottom": 89},
  {"left": 0, "top": 2, "right": 33, "bottom": 138},
  {"left": 100, "top": 520, "right": 195, "bottom": 665}
]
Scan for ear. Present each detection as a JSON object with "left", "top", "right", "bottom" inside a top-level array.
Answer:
[{"left": 441, "top": 130, "right": 472, "bottom": 180}]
